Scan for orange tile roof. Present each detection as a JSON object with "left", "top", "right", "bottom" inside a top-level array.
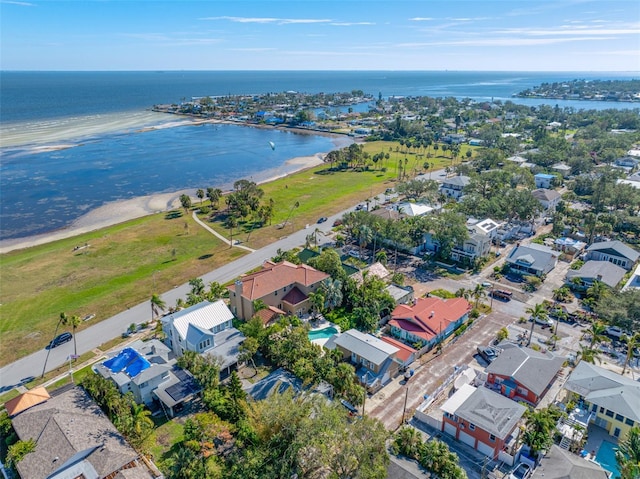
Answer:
[
  {"left": 380, "top": 336, "right": 417, "bottom": 363},
  {"left": 5, "top": 387, "right": 50, "bottom": 417},
  {"left": 388, "top": 319, "right": 435, "bottom": 342},
  {"left": 230, "top": 261, "right": 329, "bottom": 301},
  {"left": 281, "top": 286, "right": 307, "bottom": 305},
  {"left": 255, "top": 306, "right": 285, "bottom": 326},
  {"left": 391, "top": 296, "right": 471, "bottom": 337}
]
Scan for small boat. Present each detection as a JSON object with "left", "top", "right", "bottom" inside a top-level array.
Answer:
[{"left": 269, "top": 141, "right": 275, "bottom": 150}]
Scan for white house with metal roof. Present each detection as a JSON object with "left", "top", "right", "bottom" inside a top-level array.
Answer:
[{"left": 585, "top": 240, "right": 639, "bottom": 271}]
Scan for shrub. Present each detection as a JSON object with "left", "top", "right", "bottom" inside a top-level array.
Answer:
[
  {"left": 429, "top": 288, "right": 456, "bottom": 299},
  {"left": 496, "top": 327, "right": 509, "bottom": 342}
]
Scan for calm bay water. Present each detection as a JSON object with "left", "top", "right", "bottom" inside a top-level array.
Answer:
[{"left": 1, "top": 71, "right": 638, "bottom": 241}]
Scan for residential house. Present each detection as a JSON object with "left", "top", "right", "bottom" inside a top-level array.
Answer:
[
  {"left": 329, "top": 329, "right": 401, "bottom": 392},
  {"left": 614, "top": 156, "right": 640, "bottom": 170},
  {"left": 440, "top": 175, "right": 470, "bottom": 200},
  {"left": 551, "top": 162, "right": 572, "bottom": 177},
  {"left": 161, "top": 300, "right": 245, "bottom": 378},
  {"left": 532, "top": 188, "right": 562, "bottom": 211},
  {"left": 563, "top": 361, "right": 640, "bottom": 441},
  {"left": 554, "top": 237, "right": 586, "bottom": 256},
  {"left": 9, "top": 386, "right": 154, "bottom": 479},
  {"left": 469, "top": 217, "right": 502, "bottom": 239},
  {"left": 380, "top": 336, "right": 417, "bottom": 368},
  {"left": 531, "top": 445, "right": 609, "bottom": 479},
  {"left": 585, "top": 240, "right": 640, "bottom": 271},
  {"left": 94, "top": 339, "right": 177, "bottom": 406},
  {"left": 485, "top": 343, "right": 565, "bottom": 405},
  {"left": 395, "top": 202, "right": 436, "bottom": 217},
  {"left": 506, "top": 243, "right": 559, "bottom": 277},
  {"left": 385, "top": 283, "right": 414, "bottom": 306},
  {"left": 566, "top": 260, "right": 627, "bottom": 289},
  {"left": 441, "top": 384, "right": 526, "bottom": 460},
  {"left": 389, "top": 297, "right": 471, "bottom": 351},
  {"left": 229, "top": 260, "right": 329, "bottom": 320},
  {"left": 506, "top": 155, "right": 527, "bottom": 164},
  {"left": 534, "top": 173, "right": 555, "bottom": 189},
  {"left": 621, "top": 263, "right": 640, "bottom": 291},
  {"left": 450, "top": 232, "right": 492, "bottom": 265}
]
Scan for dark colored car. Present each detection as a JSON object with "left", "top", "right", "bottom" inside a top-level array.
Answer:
[
  {"left": 317, "top": 217, "right": 328, "bottom": 224},
  {"left": 477, "top": 345, "right": 501, "bottom": 364},
  {"left": 47, "top": 332, "right": 72, "bottom": 349},
  {"left": 490, "top": 289, "right": 513, "bottom": 301}
]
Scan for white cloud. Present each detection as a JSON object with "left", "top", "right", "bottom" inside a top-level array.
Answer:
[
  {"left": 200, "top": 16, "right": 331, "bottom": 25},
  {"left": 0, "top": 0, "right": 35, "bottom": 5},
  {"left": 396, "top": 36, "right": 614, "bottom": 47},
  {"left": 330, "top": 22, "right": 375, "bottom": 26},
  {"left": 229, "top": 47, "right": 277, "bottom": 52},
  {"left": 409, "top": 17, "right": 434, "bottom": 21},
  {"left": 496, "top": 25, "right": 640, "bottom": 36}
]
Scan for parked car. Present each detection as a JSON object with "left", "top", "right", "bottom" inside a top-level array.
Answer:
[
  {"left": 509, "top": 463, "right": 532, "bottom": 479},
  {"left": 348, "top": 250, "right": 361, "bottom": 259},
  {"left": 477, "top": 345, "right": 501, "bottom": 363},
  {"left": 490, "top": 290, "right": 512, "bottom": 301},
  {"left": 317, "top": 217, "right": 328, "bottom": 224},
  {"left": 340, "top": 399, "right": 359, "bottom": 416},
  {"left": 355, "top": 204, "right": 364, "bottom": 211},
  {"left": 47, "top": 332, "right": 72, "bottom": 349},
  {"left": 605, "top": 326, "right": 630, "bottom": 340},
  {"left": 332, "top": 219, "right": 343, "bottom": 227},
  {"left": 481, "top": 281, "right": 492, "bottom": 288},
  {"left": 531, "top": 316, "right": 554, "bottom": 328}
]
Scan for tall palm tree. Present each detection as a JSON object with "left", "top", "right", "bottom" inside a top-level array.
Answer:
[
  {"left": 577, "top": 344, "right": 602, "bottom": 364},
  {"left": 321, "top": 279, "right": 343, "bottom": 311},
  {"left": 129, "top": 401, "right": 154, "bottom": 443},
  {"left": 455, "top": 288, "right": 470, "bottom": 300},
  {"left": 471, "top": 283, "right": 486, "bottom": 308},
  {"left": 150, "top": 293, "right": 166, "bottom": 321},
  {"left": 622, "top": 333, "right": 640, "bottom": 376},
  {"left": 616, "top": 426, "right": 640, "bottom": 479},
  {"left": 584, "top": 320, "right": 608, "bottom": 348},
  {"left": 525, "top": 303, "right": 548, "bottom": 347},
  {"left": 207, "top": 281, "right": 226, "bottom": 301},
  {"left": 308, "top": 291, "right": 325, "bottom": 319},
  {"left": 61, "top": 314, "right": 82, "bottom": 357},
  {"left": 196, "top": 188, "right": 205, "bottom": 205},
  {"left": 358, "top": 224, "right": 373, "bottom": 260}
]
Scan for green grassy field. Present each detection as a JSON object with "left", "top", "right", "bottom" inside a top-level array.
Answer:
[{"left": 0, "top": 140, "right": 464, "bottom": 366}]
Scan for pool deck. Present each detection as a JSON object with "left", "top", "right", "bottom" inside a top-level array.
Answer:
[
  {"left": 308, "top": 319, "right": 340, "bottom": 347},
  {"left": 582, "top": 424, "right": 620, "bottom": 476}
]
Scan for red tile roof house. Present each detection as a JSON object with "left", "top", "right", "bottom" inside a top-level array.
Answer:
[
  {"left": 486, "top": 343, "right": 565, "bottom": 406},
  {"left": 228, "top": 261, "right": 330, "bottom": 321},
  {"left": 389, "top": 297, "right": 472, "bottom": 352},
  {"left": 441, "top": 384, "right": 527, "bottom": 461}
]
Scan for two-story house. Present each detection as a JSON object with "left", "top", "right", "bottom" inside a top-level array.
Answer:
[
  {"left": 162, "top": 299, "right": 245, "bottom": 378},
  {"left": 506, "top": 243, "right": 559, "bottom": 277},
  {"left": 440, "top": 175, "right": 470, "bottom": 200},
  {"left": 563, "top": 361, "right": 640, "bottom": 441},
  {"left": 585, "top": 240, "right": 639, "bottom": 271},
  {"left": 229, "top": 260, "right": 329, "bottom": 320},
  {"left": 328, "top": 329, "right": 401, "bottom": 392},
  {"left": 441, "top": 384, "right": 526, "bottom": 460},
  {"left": 485, "top": 343, "right": 565, "bottom": 405},
  {"left": 534, "top": 173, "right": 555, "bottom": 189},
  {"left": 450, "top": 232, "right": 492, "bottom": 265},
  {"left": 566, "top": 260, "right": 627, "bottom": 290},
  {"left": 532, "top": 188, "right": 562, "bottom": 211},
  {"left": 389, "top": 297, "right": 471, "bottom": 351}
]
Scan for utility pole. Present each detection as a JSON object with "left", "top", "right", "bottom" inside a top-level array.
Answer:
[{"left": 401, "top": 384, "right": 410, "bottom": 427}]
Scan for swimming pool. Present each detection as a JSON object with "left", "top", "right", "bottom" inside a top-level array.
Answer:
[
  {"left": 308, "top": 326, "right": 339, "bottom": 341},
  {"left": 595, "top": 440, "right": 621, "bottom": 479}
]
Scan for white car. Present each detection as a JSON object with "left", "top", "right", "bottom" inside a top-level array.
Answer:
[
  {"left": 509, "top": 463, "right": 532, "bottom": 479},
  {"left": 348, "top": 250, "right": 361, "bottom": 259},
  {"left": 532, "top": 316, "right": 554, "bottom": 328},
  {"left": 605, "top": 326, "right": 630, "bottom": 340}
]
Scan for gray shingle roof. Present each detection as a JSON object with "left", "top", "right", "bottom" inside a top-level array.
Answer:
[
  {"left": 333, "top": 329, "right": 399, "bottom": 366},
  {"left": 453, "top": 386, "right": 527, "bottom": 440},
  {"left": 586, "top": 240, "right": 640, "bottom": 262},
  {"left": 442, "top": 175, "right": 470, "bottom": 187},
  {"left": 564, "top": 361, "right": 640, "bottom": 423},
  {"left": 11, "top": 387, "right": 140, "bottom": 479},
  {"left": 487, "top": 344, "right": 565, "bottom": 397},
  {"left": 532, "top": 445, "right": 609, "bottom": 479},
  {"left": 566, "top": 260, "right": 626, "bottom": 288},
  {"left": 506, "top": 243, "right": 558, "bottom": 274}
]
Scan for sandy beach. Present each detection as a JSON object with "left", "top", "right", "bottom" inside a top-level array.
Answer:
[{"left": 0, "top": 153, "right": 327, "bottom": 255}]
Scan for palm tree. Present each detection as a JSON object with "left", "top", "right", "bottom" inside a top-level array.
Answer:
[
  {"left": 471, "top": 283, "right": 486, "bottom": 308},
  {"left": 393, "top": 426, "right": 423, "bottom": 458},
  {"left": 321, "top": 279, "right": 343, "bottom": 311},
  {"left": 586, "top": 279, "right": 608, "bottom": 305},
  {"left": 622, "top": 333, "right": 640, "bottom": 376},
  {"left": 188, "top": 278, "right": 205, "bottom": 297},
  {"left": 196, "top": 188, "right": 205, "bottom": 205},
  {"left": 252, "top": 299, "right": 267, "bottom": 315},
  {"left": 225, "top": 215, "right": 238, "bottom": 248},
  {"left": 308, "top": 291, "right": 325, "bottom": 319},
  {"left": 577, "top": 344, "right": 602, "bottom": 364},
  {"left": 129, "top": 401, "right": 154, "bottom": 443},
  {"left": 584, "top": 320, "right": 608, "bottom": 348},
  {"left": 150, "top": 293, "right": 166, "bottom": 321},
  {"left": 59, "top": 314, "right": 81, "bottom": 357},
  {"left": 525, "top": 303, "right": 548, "bottom": 347},
  {"left": 455, "top": 288, "right": 470, "bottom": 300},
  {"left": 207, "top": 281, "right": 226, "bottom": 301},
  {"left": 358, "top": 224, "right": 373, "bottom": 260},
  {"left": 616, "top": 426, "right": 640, "bottom": 479},
  {"left": 206, "top": 187, "right": 222, "bottom": 208}
]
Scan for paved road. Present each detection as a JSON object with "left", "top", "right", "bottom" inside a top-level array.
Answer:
[{"left": 0, "top": 209, "right": 345, "bottom": 391}]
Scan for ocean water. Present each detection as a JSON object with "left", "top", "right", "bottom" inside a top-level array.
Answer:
[{"left": 1, "top": 71, "right": 638, "bottom": 241}]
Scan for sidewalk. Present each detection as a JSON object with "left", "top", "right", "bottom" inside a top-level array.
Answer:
[{"left": 191, "top": 211, "right": 255, "bottom": 252}]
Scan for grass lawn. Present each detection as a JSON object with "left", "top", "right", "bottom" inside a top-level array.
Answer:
[
  {"left": 142, "top": 416, "right": 184, "bottom": 467},
  {"left": 0, "top": 139, "right": 457, "bottom": 366}
]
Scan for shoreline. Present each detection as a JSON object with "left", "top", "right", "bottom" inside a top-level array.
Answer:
[{"left": 0, "top": 152, "right": 329, "bottom": 255}]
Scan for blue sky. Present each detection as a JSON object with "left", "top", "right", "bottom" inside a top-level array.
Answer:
[{"left": 1, "top": 0, "right": 639, "bottom": 71}]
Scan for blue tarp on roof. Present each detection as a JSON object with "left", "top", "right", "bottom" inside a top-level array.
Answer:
[{"left": 103, "top": 347, "right": 150, "bottom": 378}]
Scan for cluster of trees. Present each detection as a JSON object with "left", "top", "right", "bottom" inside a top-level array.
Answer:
[
  {"left": 81, "top": 374, "right": 154, "bottom": 446},
  {"left": 391, "top": 427, "right": 467, "bottom": 479},
  {"left": 239, "top": 315, "right": 366, "bottom": 405}
]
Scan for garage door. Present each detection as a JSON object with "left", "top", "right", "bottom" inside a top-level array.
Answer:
[
  {"left": 477, "top": 440, "right": 495, "bottom": 458},
  {"left": 459, "top": 430, "right": 476, "bottom": 448},
  {"left": 444, "top": 422, "right": 457, "bottom": 438}
]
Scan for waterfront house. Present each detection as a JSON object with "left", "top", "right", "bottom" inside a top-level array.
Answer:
[
  {"left": 506, "top": 243, "right": 559, "bottom": 277},
  {"left": 440, "top": 175, "right": 470, "bottom": 200},
  {"left": 9, "top": 386, "right": 154, "bottom": 479},
  {"left": 441, "top": 384, "right": 526, "bottom": 460},
  {"left": 534, "top": 173, "right": 555, "bottom": 189},
  {"left": 562, "top": 361, "right": 640, "bottom": 441},
  {"left": 485, "top": 343, "right": 565, "bottom": 405},
  {"left": 389, "top": 296, "right": 471, "bottom": 351},
  {"left": 161, "top": 300, "right": 245, "bottom": 379},
  {"left": 328, "top": 329, "right": 401, "bottom": 392},
  {"left": 566, "top": 260, "right": 627, "bottom": 289},
  {"left": 584, "top": 240, "right": 639, "bottom": 271},
  {"left": 229, "top": 261, "right": 329, "bottom": 320}
]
